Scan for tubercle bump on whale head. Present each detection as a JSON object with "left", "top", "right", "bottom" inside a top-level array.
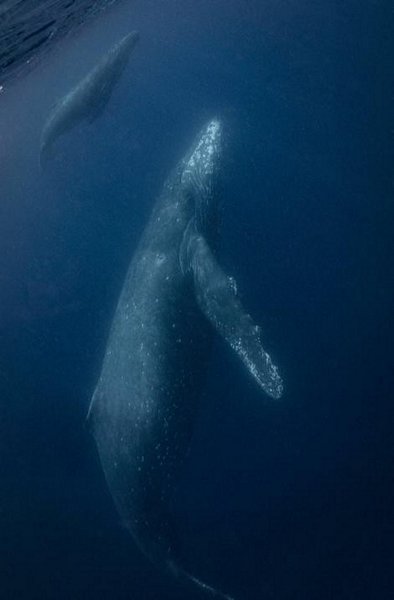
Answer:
[
  {"left": 180, "top": 118, "right": 222, "bottom": 195},
  {"left": 184, "top": 118, "right": 222, "bottom": 175}
]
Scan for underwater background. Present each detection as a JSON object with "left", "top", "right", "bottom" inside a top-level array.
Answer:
[{"left": 0, "top": 1, "right": 393, "bottom": 598}]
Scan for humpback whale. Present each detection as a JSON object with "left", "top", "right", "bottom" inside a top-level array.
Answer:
[
  {"left": 88, "top": 119, "right": 283, "bottom": 599},
  {"left": 40, "top": 31, "right": 139, "bottom": 166}
]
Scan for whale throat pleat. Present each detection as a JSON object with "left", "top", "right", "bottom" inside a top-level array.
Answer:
[{"left": 189, "top": 233, "right": 283, "bottom": 399}]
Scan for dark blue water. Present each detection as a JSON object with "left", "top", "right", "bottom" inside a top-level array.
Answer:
[{"left": 0, "top": 1, "right": 393, "bottom": 598}]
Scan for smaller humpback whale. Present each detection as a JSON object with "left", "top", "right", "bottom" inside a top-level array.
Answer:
[
  {"left": 88, "top": 119, "right": 283, "bottom": 599},
  {"left": 40, "top": 30, "right": 139, "bottom": 166}
]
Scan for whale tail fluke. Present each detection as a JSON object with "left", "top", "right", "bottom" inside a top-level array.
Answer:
[
  {"left": 132, "top": 512, "right": 236, "bottom": 600},
  {"left": 168, "top": 560, "right": 236, "bottom": 600},
  {"left": 39, "top": 148, "right": 46, "bottom": 170},
  {"left": 39, "top": 141, "right": 54, "bottom": 170}
]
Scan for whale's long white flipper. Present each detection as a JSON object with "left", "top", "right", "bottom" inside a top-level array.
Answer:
[{"left": 187, "top": 228, "right": 283, "bottom": 399}]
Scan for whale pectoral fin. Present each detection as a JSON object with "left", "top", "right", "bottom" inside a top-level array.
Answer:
[{"left": 188, "top": 233, "right": 283, "bottom": 399}]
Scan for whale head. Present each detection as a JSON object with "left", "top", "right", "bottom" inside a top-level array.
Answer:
[
  {"left": 116, "top": 30, "right": 140, "bottom": 57},
  {"left": 109, "top": 30, "right": 140, "bottom": 72},
  {"left": 120, "top": 30, "right": 140, "bottom": 51},
  {"left": 181, "top": 119, "right": 222, "bottom": 193},
  {"left": 181, "top": 119, "right": 222, "bottom": 235}
]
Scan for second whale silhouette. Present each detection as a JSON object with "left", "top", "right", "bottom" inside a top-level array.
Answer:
[{"left": 40, "top": 30, "right": 139, "bottom": 166}]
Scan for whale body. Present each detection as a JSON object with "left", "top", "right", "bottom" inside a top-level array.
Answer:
[
  {"left": 40, "top": 30, "right": 139, "bottom": 165},
  {"left": 88, "top": 119, "right": 283, "bottom": 598}
]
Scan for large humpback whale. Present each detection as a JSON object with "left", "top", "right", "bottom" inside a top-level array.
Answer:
[
  {"left": 88, "top": 119, "right": 283, "bottom": 599},
  {"left": 40, "top": 31, "right": 139, "bottom": 166}
]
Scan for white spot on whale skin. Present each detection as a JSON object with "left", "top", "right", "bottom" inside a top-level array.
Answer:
[
  {"left": 228, "top": 276, "right": 237, "bottom": 294},
  {"left": 155, "top": 253, "right": 166, "bottom": 267}
]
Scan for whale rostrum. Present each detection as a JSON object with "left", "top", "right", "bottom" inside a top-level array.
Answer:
[
  {"left": 40, "top": 30, "right": 139, "bottom": 166},
  {"left": 88, "top": 119, "right": 283, "bottom": 599}
]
